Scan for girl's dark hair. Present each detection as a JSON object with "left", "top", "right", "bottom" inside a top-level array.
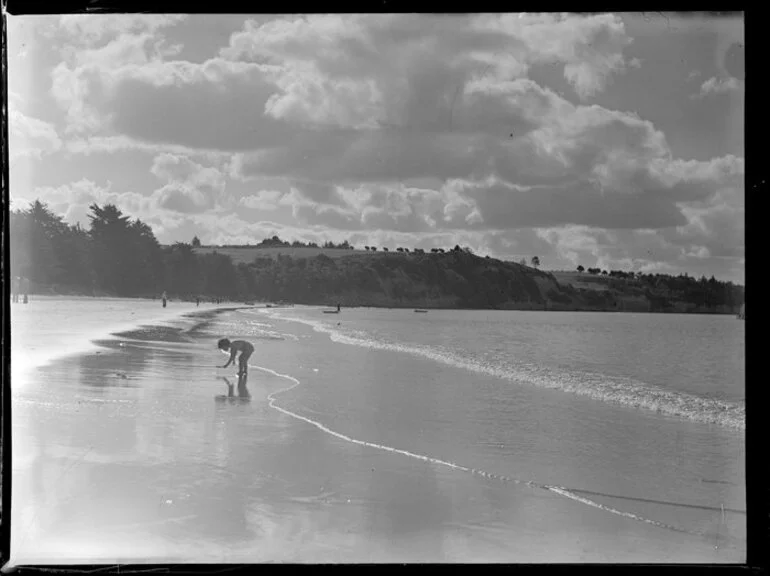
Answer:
[{"left": 218, "top": 338, "right": 231, "bottom": 349}]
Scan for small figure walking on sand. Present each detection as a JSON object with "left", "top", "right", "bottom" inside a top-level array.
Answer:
[
  {"left": 196, "top": 297, "right": 200, "bottom": 307},
  {"left": 11, "top": 276, "right": 19, "bottom": 303},
  {"left": 337, "top": 302, "right": 341, "bottom": 312},
  {"left": 162, "top": 290, "right": 167, "bottom": 308},
  {"left": 218, "top": 338, "right": 254, "bottom": 381}
]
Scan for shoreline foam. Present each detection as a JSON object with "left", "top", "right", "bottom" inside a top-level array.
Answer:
[{"left": 260, "top": 308, "right": 745, "bottom": 432}]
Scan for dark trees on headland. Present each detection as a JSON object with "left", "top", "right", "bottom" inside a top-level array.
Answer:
[{"left": 9, "top": 201, "right": 238, "bottom": 300}]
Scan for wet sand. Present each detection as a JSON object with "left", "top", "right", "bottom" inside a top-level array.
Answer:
[
  {"left": 10, "top": 296, "right": 231, "bottom": 388},
  {"left": 9, "top": 301, "right": 745, "bottom": 564}
]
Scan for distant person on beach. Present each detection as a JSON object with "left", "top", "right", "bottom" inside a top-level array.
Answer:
[
  {"left": 21, "top": 277, "right": 29, "bottom": 304},
  {"left": 196, "top": 297, "right": 200, "bottom": 307},
  {"left": 12, "top": 276, "right": 19, "bottom": 303},
  {"left": 337, "top": 302, "right": 341, "bottom": 312},
  {"left": 162, "top": 291, "right": 167, "bottom": 308},
  {"left": 218, "top": 338, "right": 254, "bottom": 378}
]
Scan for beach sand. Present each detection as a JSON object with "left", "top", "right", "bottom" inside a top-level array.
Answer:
[
  {"left": 9, "top": 300, "right": 745, "bottom": 564},
  {"left": 10, "top": 296, "right": 228, "bottom": 388}
]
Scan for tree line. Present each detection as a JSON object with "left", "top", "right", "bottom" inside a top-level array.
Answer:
[
  {"left": 212, "top": 235, "right": 355, "bottom": 250},
  {"left": 9, "top": 200, "right": 743, "bottom": 313},
  {"left": 575, "top": 265, "right": 743, "bottom": 311},
  {"left": 9, "top": 201, "right": 246, "bottom": 301}
]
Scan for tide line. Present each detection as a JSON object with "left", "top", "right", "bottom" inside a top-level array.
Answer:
[{"left": 255, "top": 364, "right": 726, "bottom": 542}]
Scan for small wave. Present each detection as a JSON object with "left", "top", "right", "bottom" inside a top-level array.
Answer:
[
  {"left": 210, "top": 315, "right": 291, "bottom": 341},
  {"left": 254, "top": 363, "right": 733, "bottom": 541},
  {"left": 13, "top": 397, "right": 135, "bottom": 409},
  {"left": 261, "top": 310, "right": 744, "bottom": 431},
  {"left": 72, "top": 396, "right": 135, "bottom": 404},
  {"left": 254, "top": 335, "right": 286, "bottom": 341}
]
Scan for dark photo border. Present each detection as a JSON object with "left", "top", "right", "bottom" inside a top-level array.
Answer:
[{"left": 0, "top": 7, "right": 762, "bottom": 575}]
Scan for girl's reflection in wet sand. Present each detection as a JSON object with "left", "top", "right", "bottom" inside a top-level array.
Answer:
[{"left": 215, "top": 376, "right": 251, "bottom": 403}]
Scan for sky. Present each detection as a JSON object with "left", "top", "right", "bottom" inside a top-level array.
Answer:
[{"left": 7, "top": 12, "right": 745, "bottom": 282}]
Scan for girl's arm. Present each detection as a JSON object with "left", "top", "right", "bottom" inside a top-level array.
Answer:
[{"left": 222, "top": 349, "right": 237, "bottom": 368}]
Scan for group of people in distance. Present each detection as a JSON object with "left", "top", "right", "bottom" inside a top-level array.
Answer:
[
  {"left": 11, "top": 276, "right": 30, "bottom": 304},
  {"left": 159, "top": 291, "right": 216, "bottom": 307},
  {"left": 158, "top": 292, "right": 226, "bottom": 308}
]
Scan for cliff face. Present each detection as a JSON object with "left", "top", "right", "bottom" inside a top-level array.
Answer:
[{"left": 248, "top": 251, "right": 584, "bottom": 310}]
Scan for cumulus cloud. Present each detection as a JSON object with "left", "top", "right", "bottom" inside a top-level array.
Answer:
[
  {"left": 239, "top": 190, "right": 284, "bottom": 211},
  {"left": 9, "top": 109, "right": 63, "bottom": 160},
  {"left": 54, "top": 56, "right": 294, "bottom": 149},
  {"left": 290, "top": 180, "right": 349, "bottom": 207},
  {"left": 27, "top": 13, "right": 743, "bottom": 280},
  {"left": 151, "top": 153, "right": 225, "bottom": 193},
  {"left": 231, "top": 90, "right": 740, "bottom": 234},
  {"left": 647, "top": 155, "right": 744, "bottom": 202},
  {"left": 220, "top": 13, "right": 633, "bottom": 132},
  {"left": 53, "top": 13, "right": 635, "bottom": 149},
  {"left": 672, "top": 200, "right": 744, "bottom": 259},
  {"left": 17, "top": 176, "right": 245, "bottom": 239},
  {"left": 150, "top": 153, "right": 228, "bottom": 213},
  {"left": 470, "top": 13, "right": 632, "bottom": 99},
  {"left": 695, "top": 75, "right": 743, "bottom": 98},
  {"left": 230, "top": 78, "right": 676, "bottom": 195},
  {"left": 153, "top": 183, "right": 212, "bottom": 214},
  {"left": 538, "top": 226, "right": 690, "bottom": 275}
]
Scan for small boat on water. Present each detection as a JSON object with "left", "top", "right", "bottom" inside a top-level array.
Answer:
[
  {"left": 414, "top": 309, "right": 428, "bottom": 313},
  {"left": 324, "top": 303, "right": 342, "bottom": 314}
]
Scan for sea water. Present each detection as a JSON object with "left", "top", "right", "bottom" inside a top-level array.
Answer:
[{"left": 9, "top": 300, "right": 745, "bottom": 563}]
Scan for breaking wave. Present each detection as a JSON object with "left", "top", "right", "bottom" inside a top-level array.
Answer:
[{"left": 261, "top": 310, "right": 744, "bottom": 432}]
